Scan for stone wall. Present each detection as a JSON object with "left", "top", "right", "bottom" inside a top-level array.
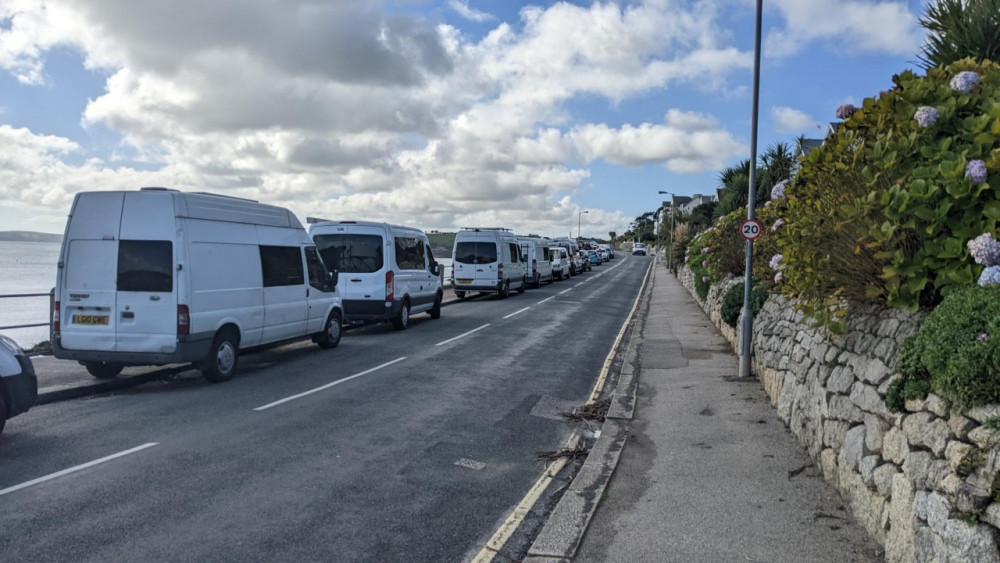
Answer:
[{"left": 678, "top": 265, "right": 1000, "bottom": 562}]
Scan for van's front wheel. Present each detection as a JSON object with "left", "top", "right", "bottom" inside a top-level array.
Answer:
[
  {"left": 202, "top": 330, "right": 239, "bottom": 383},
  {"left": 316, "top": 310, "right": 343, "bottom": 349},
  {"left": 430, "top": 294, "right": 442, "bottom": 319},
  {"left": 84, "top": 362, "right": 123, "bottom": 379},
  {"left": 391, "top": 300, "right": 410, "bottom": 330}
]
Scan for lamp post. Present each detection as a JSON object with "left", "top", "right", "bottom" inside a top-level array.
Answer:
[
  {"left": 578, "top": 210, "right": 589, "bottom": 239},
  {"left": 657, "top": 191, "right": 675, "bottom": 270}
]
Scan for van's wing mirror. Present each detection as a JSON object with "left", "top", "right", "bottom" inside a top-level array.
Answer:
[
  {"left": 328, "top": 269, "right": 339, "bottom": 289},
  {"left": 431, "top": 263, "right": 440, "bottom": 276}
]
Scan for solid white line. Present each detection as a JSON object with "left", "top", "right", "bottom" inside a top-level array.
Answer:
[
  {"left": 537, "top": 296, "right": 555, "bottom": 304},
  {"left": 0, "top": 443, "right": 159, "bottom": 497},
  {"left": 503, "top": 307, "right": 530, "bottom": 319},
  {"left": 254, "top": 357, "right": 407, "bottom": 411},
  {"left": 435, "top": 324, "right": 491, "bottom": 347}
]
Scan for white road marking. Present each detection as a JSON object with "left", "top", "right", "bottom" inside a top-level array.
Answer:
[
  {"left": 455, "top": 458, "right": 487, "bottom": 470},
  {"left": 537, "top": 296, "right": 555, "bottom": 304},
  {"left": 435, "top": 323, "right": 491, "bottom": 346},
  {"left": 503, "top": 307, "right": 530, "bottom": 319},
  {"left": 0, "top": 443, "right": 159, "bottom": 497},
  {"left": 254, "top": 357, "right": 408, "bottom": 411},
  {"left": 559, "top": 288, "right": 572, "bottom": 294}
]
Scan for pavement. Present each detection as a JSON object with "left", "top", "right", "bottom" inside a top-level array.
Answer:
[{"left": 525, "top": 260, "right": 884, "bottom": 562}]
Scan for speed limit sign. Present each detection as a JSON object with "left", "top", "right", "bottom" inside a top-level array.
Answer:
[{"left": 740, "top": 218, "right": 762, "bottom": 241}]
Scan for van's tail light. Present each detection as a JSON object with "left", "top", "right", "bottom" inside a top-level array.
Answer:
[
  {"left": 52, "top": 301, "right": 61, "bottom": 334},
  {"left": 386, "top": 271, "right": 395, "bottom": 301},
  {"left": 177, "top": 305, "right": 190, "bottom": 336},
  {"left": 498, "top": 262, "right": 504, "bottom": 280}
]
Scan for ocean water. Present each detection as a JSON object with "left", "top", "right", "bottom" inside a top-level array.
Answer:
[{"left": 0, "top": 241, "right": 60, "bottom": 348}]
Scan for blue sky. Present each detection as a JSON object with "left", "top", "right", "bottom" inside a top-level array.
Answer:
[{"left": 0, "top": 0, "right": 925, "bottom": 238}]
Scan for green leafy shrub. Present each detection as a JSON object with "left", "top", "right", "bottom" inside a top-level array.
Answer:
[
  {"left": 777, "top": 59, "right": 1000, "bottom": 318},
  {"left": 885, "top": 375, "right": 933, "bottom": 412},
  {"left": 898, "top": 285, "right": 1000, "bottom": 408},
  {"left": 721, "top": 282, "right": 770, "bottom": 327}
]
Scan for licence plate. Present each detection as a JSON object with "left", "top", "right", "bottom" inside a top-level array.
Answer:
[
  {"left": 73, "top": 315, "right": 109, "bottom": 325},
  {"left": 457, "top": 279, "right": 473, "bottom": 284}
]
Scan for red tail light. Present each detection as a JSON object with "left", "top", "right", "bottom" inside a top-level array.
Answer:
[
  {"left": 498, "top": 262, "right": 503, "bottom": 280},
  {"left": 386, "top": 271, "right": 394, "bottom": 301},
  {"left": 52, "top": 301, "right": 61, "bottom": 334},
  {"left": 177, "top": 305, "right": 190, "bottom": 336}
]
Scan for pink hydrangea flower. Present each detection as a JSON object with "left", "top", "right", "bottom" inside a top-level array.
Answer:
[
  {"left": 769, "top": 254, "right": 783, "bottom": 270},
  {"left": 835, "top": 104, "right": 857, "bottom": 119},
  {"left": 914, "top": 106, "right": 939, "bottom": 127},
  {"left": 774, "top": 271, "right": 783, "bottom": 283},
  {"left": 771, "top": 218, "right": 785, "bottom": 232},
  {"left": 950, "top": 71, "right": 980, "bottom": 93},
  {"left": 967, "top": 233, "right": 1000, "bottom": 266},
  {"left": 966, "top": 160, "right": 988, "bottom": 183},
  {"left": 771, "top": 180, "right": 788, "bottom": 200}
]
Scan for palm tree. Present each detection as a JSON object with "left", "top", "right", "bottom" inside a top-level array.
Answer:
[
  {"left": 759, "top": 142, "right": 796, "bottom": 191},
  {"left": 918, "top": 0, "right": 1000, "bottom": 70}
]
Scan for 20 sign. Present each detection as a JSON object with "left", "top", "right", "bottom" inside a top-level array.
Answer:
[{"left": 740, "top": 219, "right": 762, "bottom": 241}]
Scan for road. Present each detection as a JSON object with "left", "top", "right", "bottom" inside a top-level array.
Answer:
[{"left": 0, "top": 255, "right": 650, "bottom": 562}]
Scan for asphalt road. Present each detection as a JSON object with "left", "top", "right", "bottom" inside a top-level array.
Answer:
[{"left": 0, "top": 255, "right": 651, "bottom": 562}]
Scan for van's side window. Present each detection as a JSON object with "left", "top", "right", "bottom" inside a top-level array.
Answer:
[
  {"left": 424, "top": 243, "right": 435, "bottom": 270},
  {"left": 509, "top": 243, "right": 521, "bottom": 262},
  {"left": 543, "top": 247, "right": 551, "bottom": 261},
  {"left": 259, "top": 246, "right": 305, "bottom": 287},
  {"left": 304, "top": 247, "right": 330, "bottom": 291},
  {"left": 394, "top": 237, "right": 425, "bottom": 270},
  {"left": 117, "top": 240, "right": 173, "bottom": 292}
]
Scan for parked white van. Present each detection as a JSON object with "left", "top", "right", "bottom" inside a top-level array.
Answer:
[
  {"left": 452, "top": 228, "right": 526, "bottom": 298},
  {"left": 553, "top": 238, "right": 581, "bottom": 275},
  {"left": 518, "top": 236, "right": 553, "bottom": 288},
  {"left": 308, "top": 220, "right": 443, "bottom": 330},
  {"left": 549, "top": 247, "right": 570, "bottom": 280},
  {"left": 52, "top": 188, "right": 344, "bottom": 383}
]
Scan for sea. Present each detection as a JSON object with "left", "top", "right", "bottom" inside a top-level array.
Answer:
[
  {"left": 0, "top": 241, "right": 453, "bottom": 349},
  {"left": 0, "top": 241, "right": 60, "bottom": 348}
]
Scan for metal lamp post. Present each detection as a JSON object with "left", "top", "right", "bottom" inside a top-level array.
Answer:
[
  {"left": 578, "top": 210, "right": 589, "bottom": 239},
  {"left": 657, "top": 191, "right": 675, "bottom": 270}
]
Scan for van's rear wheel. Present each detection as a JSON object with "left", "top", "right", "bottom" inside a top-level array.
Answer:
[
  {"left": 517, "top": 277, "right": 526, "bottom": 293},
  {"left": 499, "top": 280, "right": 510, "bottom": 299},
  {"left": 84, "top": 362, "right": 124, "bottom": 379},
  {"left": 391, "top": 300, "right": 410, "bottom": 330},
  {"left": 430, "top": 294, "right": 442, "bottom": 319},
  {"left": 202, "top": 330, "right": 239, "bottom": 383},
  {"left": 0, "top": 394, "right": 8, "bottom": 436},
  {"left": 316, "top": 310, "right": 343, "bottom": 349}
]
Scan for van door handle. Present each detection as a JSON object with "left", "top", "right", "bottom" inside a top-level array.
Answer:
[{"left": 350, "top": 278, "right": 362, "bottom": 282}]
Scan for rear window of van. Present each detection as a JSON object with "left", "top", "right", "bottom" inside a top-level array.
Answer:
[
  {"left": 455, "top": 242, "right": 498, "bottom": 264},
  {"left": 117, "top": 240, "right": 172, "bottom": 292},
  {"left": 314, "top": 234, "right": 384, "bottom": 273}
]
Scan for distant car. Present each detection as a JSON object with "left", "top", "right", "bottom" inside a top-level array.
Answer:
[
  {"left": 597, "top": 248, "right": 609, "bottom": 262},
  {"left": 550, "top": 247, "right": 570, "bottom": 280},
  {"left": 588, "top": 250, "right": 602, "bottom": 265},
  {"left": 576, "top": 250, "right": 592, "bottom": 271},
  {"left": 601, "top": 244, "right": 615, "bottom": 259},
  {"left": 632, "top": 243, "right": 647, "bottom": 256},
  {"left": 0, "top": 334, "right": 37, "bottom": 437}
]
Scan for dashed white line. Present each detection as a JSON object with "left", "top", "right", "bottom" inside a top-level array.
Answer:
[
  {"left": 503, "top": 307, "right": 530, "bottom": 319},
  {"left": 436, "top": 323, "right": 491, "bottom": 346},
  {"left": 0, "top": 442, "right": 159, "bottom": 497},
  {"left": 538, "top": 296, "right": 555, "bottom": 304},
  {"left": 559, "top": 288, "right": 572, "bottom": 294},
  {"left": 254, "top": 357, "right": 408, "bottom": 411}
]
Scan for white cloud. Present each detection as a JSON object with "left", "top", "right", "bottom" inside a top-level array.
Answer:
[
  {"left": 0, "top": 0, "right": 756, "bottom": 237},
  {"left": 771, "top": 106, "right": 820, "bottom": 133},
  {"left": 449, "top": 1, "right": 495, "bottom": 23},
  {"left": 765, "top": 0, "right": 922, "bottom": 57}
]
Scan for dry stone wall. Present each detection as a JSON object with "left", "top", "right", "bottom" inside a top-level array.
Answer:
[{"left": 678, "top": 265, "right": 1000, "bottom": 562}]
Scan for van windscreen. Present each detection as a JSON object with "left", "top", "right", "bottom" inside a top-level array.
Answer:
[
  {"left": 117, "top": 240, "right": 173, "bottom": 292},
  {"left": 314, "top": 234, "right": 384, "bottom": 273},
  {"left": 454, "top": 242, "right": 498, "bottom": 264}
]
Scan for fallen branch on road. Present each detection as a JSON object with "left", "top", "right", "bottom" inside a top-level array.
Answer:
[
  {"left": 558, "top": 397, "right": 612, "bottom": 423},
  {"left": 536, "top": 445, "right": 590, "bottom": 461}
]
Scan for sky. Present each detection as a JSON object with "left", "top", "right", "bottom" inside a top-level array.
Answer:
[{"left": 0, "top": 0, "right": 927, "bottom": 240}]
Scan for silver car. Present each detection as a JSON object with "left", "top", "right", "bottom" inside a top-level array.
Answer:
[{"left": 0, "top": 334, "right": 37, "bottom": 437}]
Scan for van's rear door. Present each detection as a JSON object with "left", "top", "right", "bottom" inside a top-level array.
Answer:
[
  {"left": 59, "top": 192, "right": 125, "bottom": 351},
  {"left": 313, "top": 225, "right": 386, "bottom": 318},
  {"left": 114, "top": 191, "right": 178, "bottom": 353},
  {"left": 454, "top": 236, "right": 498, "bottom": 287}
]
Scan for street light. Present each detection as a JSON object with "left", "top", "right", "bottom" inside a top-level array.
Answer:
[
  {"left": 658, "top": 191, "right": 675, "bottom": 270},
  {"left": 578, "top": 210, "right": 589, "bottom": 239}
]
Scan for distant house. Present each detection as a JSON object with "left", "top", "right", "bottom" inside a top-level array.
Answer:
[{"left": 661, "top": 193, "right": 716, "bottom": 215}]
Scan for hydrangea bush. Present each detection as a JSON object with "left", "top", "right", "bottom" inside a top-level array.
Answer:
[{"left": 777, "top": 59, "right": 1000, "bottom": 319}]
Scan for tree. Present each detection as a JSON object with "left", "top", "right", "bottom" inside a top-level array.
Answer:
[{"left": 918, "top": 0, "right": 1000, "bottom": 70}]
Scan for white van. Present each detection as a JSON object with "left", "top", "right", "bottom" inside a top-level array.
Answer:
[
  {"left": 549, "top": 247, "right": 570, "bottom": 280},
  {"left": 518, "top": 236, "right": 553, "bottom": 288},
  {"left": 308, "top": 220, "right": 443, "bottom": 330},
  {"left": 452, "top": 228, "right": 526, "bottom": 298},
  {"left": 52, "top": 188, "right": 344, "bottom": 383},
  {"left": 553, "top": 238, "right": 581, "bottom": 275}
]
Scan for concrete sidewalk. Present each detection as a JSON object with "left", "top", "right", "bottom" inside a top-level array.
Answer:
[{"left": 528, "top": 264, "right": 883, "bottom": 562}]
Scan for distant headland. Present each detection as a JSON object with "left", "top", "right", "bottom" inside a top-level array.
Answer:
[{"left": 0, "top": 231, "right": 62, "bottom": 243}]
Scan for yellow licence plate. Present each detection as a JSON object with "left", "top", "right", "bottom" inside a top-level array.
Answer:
[
  {"left": 457, "top": 279, "right": 473, "bottom": 284},
  {"left": 73, "top": 315, "right": 109, "bottom": 325}
]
